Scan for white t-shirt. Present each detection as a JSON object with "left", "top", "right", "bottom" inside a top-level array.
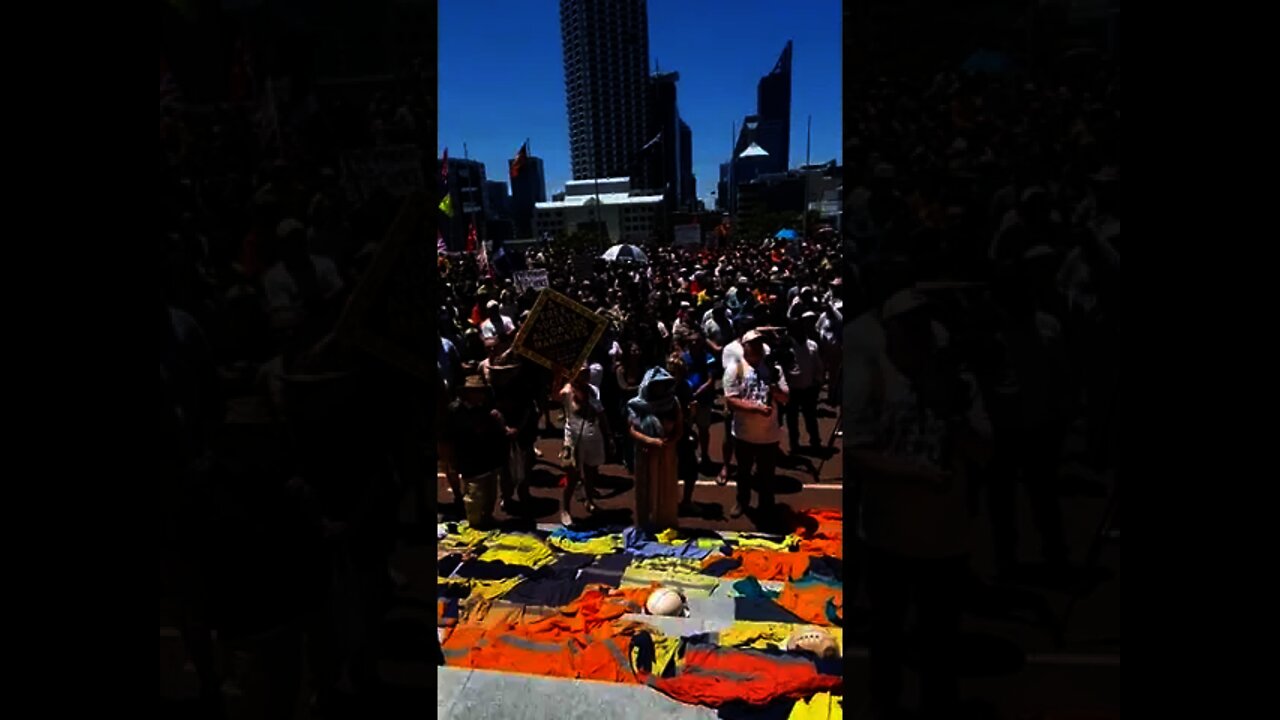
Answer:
[
  {"left": 480, "top": 315, "right": 516, "bottom": 341},
  {"left": 724, "top": 356, "right": 787, "bottom": 445},
  {"left": 264, "top": 256, "right": 344, "bottom": 312}
]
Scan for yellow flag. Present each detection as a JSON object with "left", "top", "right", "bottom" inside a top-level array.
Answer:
[{"left": 439, "top": 193, "right": 455, "bottom": 217}]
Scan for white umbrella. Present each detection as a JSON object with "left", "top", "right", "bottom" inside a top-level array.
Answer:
[{"left": 600, "top": 244, "right": 649, "bottom": 264}]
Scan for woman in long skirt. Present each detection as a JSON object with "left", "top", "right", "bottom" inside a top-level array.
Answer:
[{"left": 627, "top": 367, "right": 683, "bottom": 530}]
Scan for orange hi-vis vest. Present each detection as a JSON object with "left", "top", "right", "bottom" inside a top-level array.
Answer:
[
  {"left": 638, "top": 641, "right": 843, "bottom": 708},
  {"left": 441, "top": 584, "right": 656, "bottom": 683},
  {"left": 776, "top": 574, "right": 843, "bottom": 626},
  {"left": 708, "top": 548, "right": 812, "bottom": 582}
]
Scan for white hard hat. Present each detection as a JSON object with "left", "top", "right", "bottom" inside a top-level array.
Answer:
[{"left": 645, "top": 588, "right": 686, "bottom": 617}]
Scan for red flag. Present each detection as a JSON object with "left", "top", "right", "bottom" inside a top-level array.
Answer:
[
  {"left": 510, "top": 142, "right": 528, "bottom": 179},
  {"left": 441, "top": 147, "right": 449, "bottom": 183},
  {"left": 465, "top": 218, "right": 477, "bottom": 253},
  {"left": 470, "top": 303, "right": 484, "bottom": 326}
]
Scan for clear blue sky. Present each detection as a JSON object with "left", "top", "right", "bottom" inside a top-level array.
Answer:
[{"left": 439, "top": 0, "right": 841, "bottom": 207}]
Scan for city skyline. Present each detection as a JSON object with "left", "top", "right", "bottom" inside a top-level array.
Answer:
[{"left": 439, "top": 0, "right": 840, "bottom": 211}]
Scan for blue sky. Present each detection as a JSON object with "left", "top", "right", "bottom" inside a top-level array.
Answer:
[{"left": 438, "top": 0, "right": 841, "bottom": 207}]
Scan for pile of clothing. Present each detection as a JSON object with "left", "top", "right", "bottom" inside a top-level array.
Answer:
[{"left": 435, "top": 510, "right": 844, "bottom": 716}]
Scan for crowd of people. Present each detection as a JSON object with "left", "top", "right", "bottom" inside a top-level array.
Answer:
[
  {"left": 437, "top": 235, "right": 845, "bottom": 531},
  {"left": 845, "top": 66, "right": 1119, "bottom": 718},
  {"left": 161, "top": 67, "right": 436, "bottom": 716}
]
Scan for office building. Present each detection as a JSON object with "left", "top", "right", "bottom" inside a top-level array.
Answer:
[
  {"left": 534, "top": 177, "right": 664, "bottom": 245},
  {"left": 679, "top": 119, "right": 694, "bottom": 209},
  {"left": 726, "top": 41, "right": 792, "bottom": 214},
  {"left": 510, "top": 154, "right": 546, "bottom": 238},
  {"left": 560, "top": 0, "right": 650, "bottom": 180},
  {"left": 485, "top": 180, "right": 511, "bottom": 220},
  {"left": 441, "top": 157, "right": 487, "bottom": 250}
]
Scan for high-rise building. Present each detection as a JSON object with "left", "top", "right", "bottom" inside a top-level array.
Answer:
[
  {"left": 755, "top": 40, "right": 792, "bottom": 173},
  {"left": 441, "top": 157, "right": 487, "bottom": 250},
  {"left": 679, "top": 119, "right": 694, "bottom": 209},
  {"left": 727, "top": 41, "right": 793, "bottom": 214},
  {"left": 510, "top": 155, "right": 546, "bottom": 238},
  {"left": 643, "top": 71, "right": 681, "bottom": 200},
  {"left": 560, "top": 0, "right": 650, "bottom": 180},
  {"left": 484, "top": 180, "right": 510, "bottom": 220}
]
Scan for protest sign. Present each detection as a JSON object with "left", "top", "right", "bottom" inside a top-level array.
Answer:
[
  {"left": 511, "top": 289, "right": 607, "bottom": 377},
  {"left": 342, "top": 145, "right": 425, "bottom": 203},
  {"left": 514, "top": 269, "right": 549, "bottom": 293},
  {"left": 673, "top": 224, "right": 702, "bottom": 248}
]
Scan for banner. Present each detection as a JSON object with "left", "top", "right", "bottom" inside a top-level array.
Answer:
[
  {"left": 513, "top": 269, "right": 549, "bottom": 293},
  {"left": 511, "top": 289, "right": 607, "bottom": 377},
  {"left": 342, "top": 145, "right": 426, "bottom": 203},
  {"left": 673, "top": 224, "right": 702, "bottom": 248}
]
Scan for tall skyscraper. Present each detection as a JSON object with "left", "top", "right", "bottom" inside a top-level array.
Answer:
[
  {"left": 679, "top": 119, "right": 694, "bottom": 209},
  {"left": 560, "top": 0, "right": 650, "bottom": 180},
  {"left": 644, "top": 71, "right": 681, "bottom": 199},
  {"left": 484, "top": 180, "right": 510, "bottom": 220},
  {"left": 727, "top": 41, "right": 793, "bottom": 213},
  {"left": 755, "top": 40, "right": 792, "bottom": 173},
  {"left": 510, "top": 155, "right": 546, "bottom": 238},
  {"left": 442, "top": 157, "right": 487, "bottom": 250}
]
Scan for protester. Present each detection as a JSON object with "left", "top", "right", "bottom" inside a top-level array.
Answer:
[
  {"left": 783, "top": 314, "right": 825, "bottom": 454},
  {"left": 481, "top": 334, "right": 538, "bottom": 513},
  {"left": 627, "top": 366, "right": 684, "bottom": 529},
  {"left": 849, "top": 290, "right": 993, "bottom": 719},
  {"left": 445, "top": 375, "right": 509, "bottom": 529},
  {"left": 560, "top": 366, "right": 613, "bottom": 526},
  {"left": 723, "top": 329, "right": 789, "bottom": 519},
  {"left": 666, "top": 352, "right": 701, "bottom": 514}
]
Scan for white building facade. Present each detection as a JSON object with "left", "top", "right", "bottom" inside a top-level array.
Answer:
[{"left": 534, "top": 177, "right": 665, "bottom": 245}]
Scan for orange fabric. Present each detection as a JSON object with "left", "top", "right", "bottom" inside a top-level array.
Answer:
[
  {"left": 644, "top": 643, "right": 843, "bottom": 707},
  {"left": 709, "top": 548, "right": 811, "bottom": 582},
  {"left": 776, "top": 576, "right": 843, "bottom": 626},
  {"left": 793, "top": 509, "right": 843, "bottom": 559},
  {"left": 442, "top": 584, "right": 656, "bottom": 682}
]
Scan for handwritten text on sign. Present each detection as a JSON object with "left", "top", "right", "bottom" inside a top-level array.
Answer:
[
  {"left": 512, "top": 289, "right": 607, "bottom": 375},
  {"left": 514, "top": 269, "right": 549, "bottom": 294}
]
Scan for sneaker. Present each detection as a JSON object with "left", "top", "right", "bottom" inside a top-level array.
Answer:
[
  {"left": 729, "top": 503, "right": 745, "bottom": 519},
  {"left": 560, "top": 511, "right": 573, "bottom": 527}
]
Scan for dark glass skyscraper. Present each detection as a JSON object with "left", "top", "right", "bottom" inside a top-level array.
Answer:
[
  {"left": 560, "top": 0, "right": 650, "bottom": 180},
  {"left": 644, "top": 71, "right": 680, "bottom": 199},
  {"left": 727, "top": 41, "right": 793, "bottom": 213},
  {"left": 755, "top": 40, "right": 792, "bottom": 174}
]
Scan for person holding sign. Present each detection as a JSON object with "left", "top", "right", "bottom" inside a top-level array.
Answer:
[{"left": 559, "top": 366, "right": 613, "bottom": 526}]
